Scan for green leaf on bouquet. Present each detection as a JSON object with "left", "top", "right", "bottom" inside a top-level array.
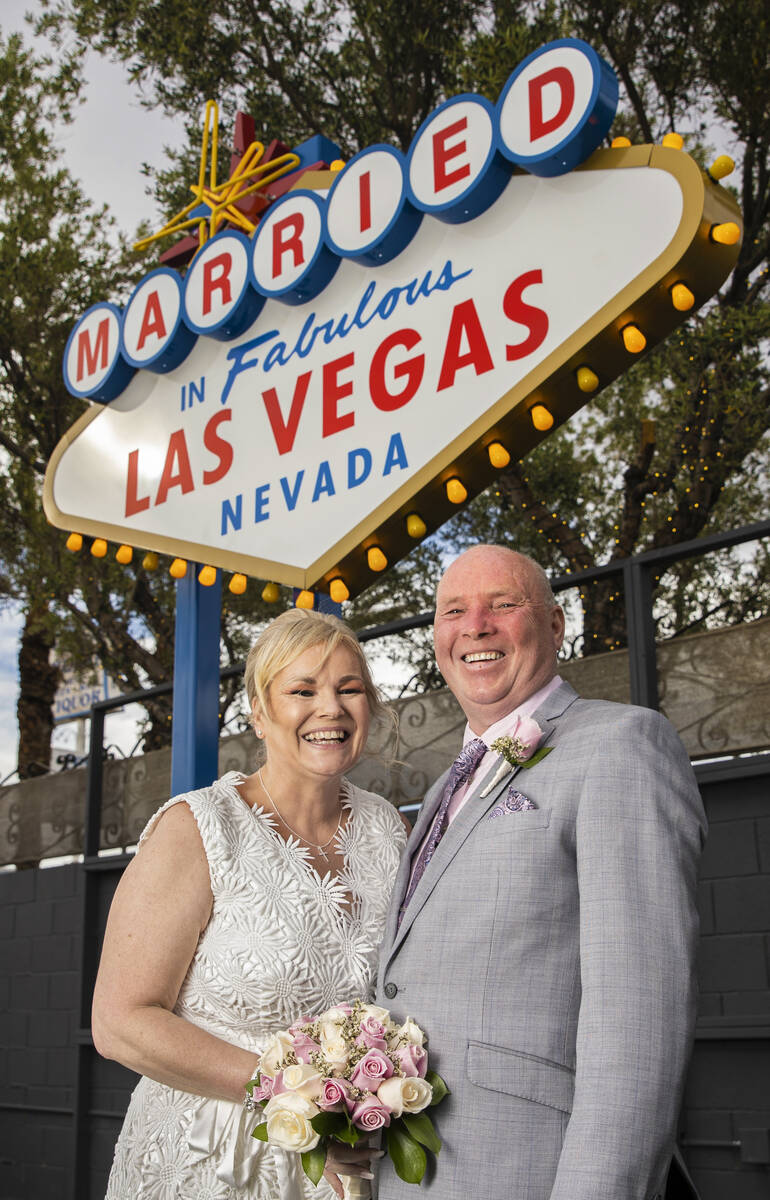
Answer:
[
  {"left": 251, "top": 1123, "right": 269, "bottom": 1141},
  {"left": 302, "top": 1142, "right": 327, "bottom": 1187},
  {"left": 334, "top": 1121, "right": 361, "bottom": 1146},
  {"left": 403, "top": 1112, "right": 442, "bottom": 1155},
  {"left": 387, "top": 1120, "right": 427, "bottom": 1184},
  {"left": 311, "top": 1112, "right": 347, "bottom": 1137},
  {"left": 425, "top": 1070, "right": 449, "bottom": 1106}
]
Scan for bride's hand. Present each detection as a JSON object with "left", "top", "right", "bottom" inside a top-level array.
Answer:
[{"left": 323, "top": 1141, "right": 383, "bottom": 1198}]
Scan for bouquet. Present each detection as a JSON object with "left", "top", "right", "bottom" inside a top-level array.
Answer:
[{"left": 247, "top": 1000, "right": 448, "bottom": 1190}]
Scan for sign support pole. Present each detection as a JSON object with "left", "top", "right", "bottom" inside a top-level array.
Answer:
[{"left": 171, "top": 566, "right": 222, "bottom": 794}]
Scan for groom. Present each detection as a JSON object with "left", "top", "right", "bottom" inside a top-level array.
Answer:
[{"left": 376, "top": 545, "right": 705, "bottom": 1200}]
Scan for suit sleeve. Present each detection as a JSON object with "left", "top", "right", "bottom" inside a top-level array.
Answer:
[{"left": 549, "top": 708, "right": 706, "bottom": 1200}]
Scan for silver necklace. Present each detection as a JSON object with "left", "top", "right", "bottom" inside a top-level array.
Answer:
[{"left": 258, "top": 769, "right": 343, "bottom": 861}]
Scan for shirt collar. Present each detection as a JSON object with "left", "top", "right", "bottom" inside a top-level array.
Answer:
[{"left": 462, "top": 674, "right": 562, "bottom": 747}]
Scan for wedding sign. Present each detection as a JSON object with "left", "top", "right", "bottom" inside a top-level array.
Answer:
[{"left": 44, "top": 39, "right": 741, "bottom": 599}]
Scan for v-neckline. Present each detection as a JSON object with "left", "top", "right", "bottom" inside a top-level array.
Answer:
[{"left": 224, "top": 773, "right": 360, "bottom": 919}]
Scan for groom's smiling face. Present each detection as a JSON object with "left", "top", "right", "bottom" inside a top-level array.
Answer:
[{"left": 434, "top": 547, "right": 564, "bottom": 733}]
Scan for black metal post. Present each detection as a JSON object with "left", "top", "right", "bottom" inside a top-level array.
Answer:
[{"left": 623, "top": 558, "right": 659, "bottom": 708}]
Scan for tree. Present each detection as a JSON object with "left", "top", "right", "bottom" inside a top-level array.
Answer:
[
  {"left": 0, "top": 31, "right": 277, "bottom": 776},
  {"left": 35, "top": 0, "right": 770, "bottom": 685}
]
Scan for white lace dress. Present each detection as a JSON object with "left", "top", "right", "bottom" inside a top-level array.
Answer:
[{"left": 105, "top": 771, "right": 407, "bottom": 1200}]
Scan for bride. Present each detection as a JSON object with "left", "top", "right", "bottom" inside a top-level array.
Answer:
[{"left": 94, "top": 607, "right": 409, "bottom": 1199}]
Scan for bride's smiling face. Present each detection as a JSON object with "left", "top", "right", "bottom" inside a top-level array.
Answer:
[{"left": 254, "top": 643, "right": 372, "bottom": 782}]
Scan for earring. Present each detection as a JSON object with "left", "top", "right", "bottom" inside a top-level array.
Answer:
[{"left": 255, "top": 727, "right": 263, "bottom": 737}]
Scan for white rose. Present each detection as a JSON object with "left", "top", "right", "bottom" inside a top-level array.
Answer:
[
  {"left": 395, "top": 1017, "right": 425, "bottom": 1047},
  {"left": 318, "top": 1015, "right": 346, "bottom": 1043},
  {"left": 377, "top": 1076, "right": 433, "bottom": 1118},
  {"left": 320, "top": 1032, "right": 349, "bottom": 1070},
  {"left": 321, "top": 1005, "right": 351, "bottom": 1023},
  {"left": 259, "top": 1031, "right": 294, "bottom": 1076},
  {"left": 264, "top": 1092, "right": 320, "bottom": 1152},
  {"left": 360, "top": 1004, "right": 390, "bottom": 1025},
  {"left": 281, "top": 1062, "right": 323, "bottom": 1100}
]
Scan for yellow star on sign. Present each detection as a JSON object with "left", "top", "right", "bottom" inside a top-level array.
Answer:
[{"left": 134, "top": 101, "right": 300, "bottom": 255}]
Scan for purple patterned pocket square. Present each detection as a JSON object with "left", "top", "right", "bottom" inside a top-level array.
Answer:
[{"left": 487, "top": 786, "right": 537, "bottom": 820}]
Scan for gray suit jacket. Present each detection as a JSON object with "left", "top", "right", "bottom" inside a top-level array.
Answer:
[{"left": 376, "top": 682, "right": 706, "bottom": 1200}]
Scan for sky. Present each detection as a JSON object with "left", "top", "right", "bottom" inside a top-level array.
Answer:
[{"left": 0, "top": 3, "right": 187, "bottom": 782}]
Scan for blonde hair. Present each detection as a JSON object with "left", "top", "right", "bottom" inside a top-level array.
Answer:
[{"left": 245, "top": 608, "right": 387, "bottom": 724}]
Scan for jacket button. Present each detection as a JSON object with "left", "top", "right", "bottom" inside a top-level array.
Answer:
[{"left": 384, "top": 982, "right": 398, "bottom": 999}]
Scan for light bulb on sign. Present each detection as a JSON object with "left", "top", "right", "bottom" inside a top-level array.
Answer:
[
  {"left": 169, "top": 558, "right": 187, "bottom": 578},
  {"left": 671, "top": 283, "right": 694, "bottom": 311},
  {"left": 445, "top": 478, "right": 467, "bottom": 504},
  {"left": 622, "top": 324, "right": 646, "bottom": 353},
  {"left": 261, "top": 582, "right": 280, "bottom": 603},
  {"left": 487, "top": 442, "right": 511, "bottom": 468},
  {"left": 142, "top": 552, "right": 159, "bottom": 571},
  {"left": 329, "top": 578, "right": 350, "bottom": 603},
  {"left": 116, "top": 544, "right": 133, "bottom": 564},
  {"left": 406, "top": 513, "right": 427, "bottom": 539},
  {"left": 91, "top": 538, "right": 108, "bottom": 558},
  {"left": 295, "top": 590, "right": 315, "bottom": 608},
  {"left": 198, "top": 565, "right": 217, "bottom": 586},
  {"left": 710, "top": 222, "right": 740, "bottom": 245},
  {"left": 530, "top": 404, "right": 554, "bottom": 431},
  {"left": 229, "top": 573, "right": 247, "bottom": 595},
  {"left": 576, "top": 367, "right": 599, "bottom": 393},
  {"left": 367, "top": 546, "right": 388, "bottom": 572},
  {"left": 66, "top": 532, "right": 83, "bottom": 552}
]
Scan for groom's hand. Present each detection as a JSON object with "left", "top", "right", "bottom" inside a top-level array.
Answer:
[{"left": 323, "top": 1141, "right": 382, "bottom": 1198}]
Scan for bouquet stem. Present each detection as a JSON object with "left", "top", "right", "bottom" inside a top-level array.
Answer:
[{"left": 340, "top": 1174, "right": 371, "bottom": 1199}]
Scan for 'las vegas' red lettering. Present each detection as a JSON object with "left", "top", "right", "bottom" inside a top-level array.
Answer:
[
  {"left": 272, "top": 214, "right": 305, "bottom": 278},
  {"left": 76, "top": 318, "right": 110, "bottom": 381},
  {"left": 437, "top": 299, "right": 494, "bottom": 391},
  {"left": 433, "top": 117, "right": 471, "bottom": 193},
  {"left": 202, "top": 410, "right": 234, "bottom": 484},
  {"left": 322, "top": 353, "right": 355, "bottom": 437},
  {"left": 503, "top": 269, "right": 549, "bottom": 360},
  {"left": 155, "top": 430, "right": 195, "bottom": 505},
  {"left": 529, "top": 67, "right": 575, "bottom": 142},
  {"left": 125, "top": 449, "right": 151, "bottom": 517},
  {"left": 202, "top": 253, "right": 233, "bottom": 315},
  {"left": 369, "top": 330, "right": 424, "bottom": 411},
  {"left": 262, "top": 372, "right": 312, "bottom": 454},
  {"left": 136, "top": 290, "right": 167, "bottom": 350}
]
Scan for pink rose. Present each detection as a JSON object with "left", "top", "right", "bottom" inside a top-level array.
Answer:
[
  {"left": 292, "top": 1032, "right": 321, "bottom": 1064},
  {"left": 395, "top": 1043, "right": 428, "bottom": 1078},
  {"left": 250, "top": 1076, "right": 274, "bottom": 1103},
  {"left": 317, "top": 1077, "right": 353, "bottom": 1112},
  {"left": 349, "top": 1048, "right": 395, "bottom": 1092},
  {"left": 270, "top": 1071, "right": 288, "bottom": 1096},
  {"left": 351, "top": 1093, "right": 392, "bottom": 1131},
  {"left": 512, "top": 714, "right": 543, "bottom": 759},
  {"left": 288, "top": 1016, "right": 315, "bottom": 1036},
  {"left": 356, "top": 1016, "right": 387, "bottom": 1050}
]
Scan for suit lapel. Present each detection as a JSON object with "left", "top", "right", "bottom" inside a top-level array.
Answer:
[{"left": 384, "top": 679, "right": 581, "bottom": 959}]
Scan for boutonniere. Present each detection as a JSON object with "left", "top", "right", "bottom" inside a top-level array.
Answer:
[{"left": 479, "top": 717, "right": 552, "bottom": 797}]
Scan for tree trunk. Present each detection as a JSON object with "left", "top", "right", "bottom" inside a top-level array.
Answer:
[{"left": 17, "top": 605, "right": 59, "bottom": 779}]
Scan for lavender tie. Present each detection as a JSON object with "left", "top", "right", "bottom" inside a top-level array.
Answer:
[{"left": 398, "top": 738, "right": 487, "bottom": 926}]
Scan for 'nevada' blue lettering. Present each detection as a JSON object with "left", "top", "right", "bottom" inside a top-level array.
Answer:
[
  {"left": 221, "top": 494, "right": 242, "bottom": 534},
  {"left": 254, "top": 484, "right": 270, "bottom": 523},
  {"left": 348, "top": 448, "right": 372, "bottom": 488},
  {"left": 383, "top": 432, "right": 408, "bottom": 475},
  {"left": 280, "top": 471, "right": 304, "bottom": 511},
  {"left": 312, "top": 461, "right": 336, "bottom": 502}
]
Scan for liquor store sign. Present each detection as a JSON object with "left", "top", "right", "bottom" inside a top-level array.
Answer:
[{"left": 44, "top": 39, "right": 741, "bottom": 599}]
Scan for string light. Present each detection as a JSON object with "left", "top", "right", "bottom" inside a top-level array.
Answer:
[
  {"left": 329, "top": 578, "right": 350, "bottom": 603},
  {"left": 261, "top": 582, "right": 280, "bottom": 603},
  {"left": 116, "top": 544, "right": 133, "bottom": 564},
  {"left": 710, "top": 222, "right": 740, "bottom": 245},
  {"left": 406, "top": 513, "right": 427, "bottom": 538},
  {"left": 576, "top": 366, "right": 598, "bottom": 393},
  {"left": 530, "top": 404, "right": 554, "bottom": 431},
  {"left": 622, "top": 324, "right": 646, "bottom": 353},
  {"left": 198, "top": 565, "right": 217, "bottom": 586},
  {"left": 446, "top": 478, "right": 467, "bottom": 503},
  {"left": 295, "top": 590, "right": 315, "bottom": 608},
  {"left": 65, "top": 532, "right": 83, "bottom": 552},
  {"left": 142, "top": 552, "right": 159, "bottom": 571},
  {"left": 91, "top": 538, "right": 108, "bottom": 558},
  {"left": 671, "top": 283, "right": 694, "bottom": 311},
  {"left": 229, "top": 573, "right": 247, "bottom": 594},
  {"left": 487, "top": 442, "right": 511, "bottom": 468},
  {"left": 169, "top": 558, "right": 187, "bottom": 578},
  {"left": 367, "top": 546, "right": 388, "bottom": 571}
]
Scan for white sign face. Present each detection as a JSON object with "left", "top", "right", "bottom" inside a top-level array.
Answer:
[
  {"left": 54, "top": 668, "right": 114, "bottom": 722},
  {"left": 499, "top": 45, "right": 597, "bottom": 157},
  {"left": 45, "top": 149, "right": 735, "bottom": 596}
]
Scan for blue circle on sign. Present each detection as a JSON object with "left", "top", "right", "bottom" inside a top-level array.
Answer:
[
  {"left": 62, "top": 302, "right": 135, "bottom": 404},
  {"left": 183, "top": 230, "right": 265, "bottom": 340},
  {"left": 120, "top": 268, "right": 197, "bottom": 372},
  {"left": 250, "top": 190, "right": 340, "bottom": 306},
  {"left": 326, "top": 145, "right": 422, "bottom": 266},
  {"left": 495, "top": 38, "right": 618, "bottom": 177}
]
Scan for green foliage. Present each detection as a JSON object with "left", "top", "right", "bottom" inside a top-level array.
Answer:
[
  {"left": 425, "top": 1069, "right": 450, "bottom": 1105},
  {"left": 251, "top": 1122, "right": 269, "bottom": 1141},
  {"left": 386, "top": 1119, "right": 428, "bottom": 1183},
  {"left": 402, "top": 1110, "right": 442, "bottom": 1153},
  {"left": 300, "top": 1142, "right": 327, "bottom": 1185}
]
